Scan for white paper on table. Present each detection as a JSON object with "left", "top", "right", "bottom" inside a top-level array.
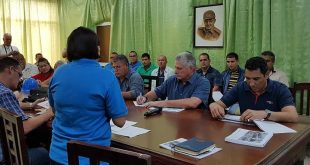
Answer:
[
  {"left": 112, "top": 126, "right": 150, "bottom": 138},
  {"left": 159, "top": 138, "right": 222, "bottom": 159},
  {"left": 133, "top": 101, "right": 148, "bottom": 107},
  {"left": 212, "top": 91, "right": 223, "bottom": 101},
  {"left": 253, "top": 120, "right": 297, "bottom": 134},
  {"left": 37, "top": 100, "right": 50, "bottom": 109},
  {"left": 162, "top": 107, "right": 185, "bottom": 112},
  {"left": 110, "top": 120, "right": 137, "bottom": 132}
]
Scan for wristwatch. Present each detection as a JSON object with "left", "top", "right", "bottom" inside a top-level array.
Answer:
[{"left": 264, "top": 109, "right": 272, "bottom": 120}]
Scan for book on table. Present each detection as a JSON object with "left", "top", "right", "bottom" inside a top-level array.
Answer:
[
  {"left": 225, "top": 128, "right": 273, "bottom": 147},
  {"left": 174, "top": 137, "right": 215, "bottom": 156}
]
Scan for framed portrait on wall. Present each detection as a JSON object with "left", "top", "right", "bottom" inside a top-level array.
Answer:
[{"left": 194, "top": 4, "right": 224, "bottom": 47}]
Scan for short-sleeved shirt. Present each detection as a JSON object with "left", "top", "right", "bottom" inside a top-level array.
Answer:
[
  {"left": 32, "top": 71, "right": 54, "bottom": 82},
  {"left": 269, "top": 69, "right": 289, "bottom": 87},
  {"left": 137, "top": 63, "right": 157, "bottom": 76},
  {"left": 154, "top": 72, "right": 210, "bottom": 107},
  {"left": 129, "top": 61, "right": 142, "bottom": 72},
  {"left": 0, "top": 45, "right": 19, "bottom": 57},
  {"left": 220, "top": 79, "right": 294, "bottom": 114},
  {"left": 48, "top": 59, "right": 128, "bottom": 164},
  {"left": 196, "top": 66, "right": 221, "bottom": 87},
  {"left": 117, "top": 71, "right": 144, "bottom": 99},
  {"left": 216, "top": 66, "right": 245, "bottom": 94}
]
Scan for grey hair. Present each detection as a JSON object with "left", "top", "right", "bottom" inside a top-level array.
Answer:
[
  {"left": 115, "top": 54, "right": 129, "bottom": 66},
  {"left": 175, "top": 52, "right": 196, "bottom": 68}
]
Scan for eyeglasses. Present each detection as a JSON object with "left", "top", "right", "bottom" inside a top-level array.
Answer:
[{"left": 13, "top": 68, "right": 23, "bottom": 78}]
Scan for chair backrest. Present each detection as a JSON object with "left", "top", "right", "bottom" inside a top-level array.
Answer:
[
  {"left": 0, "top": 108, "right": 29, "bottom": 165},
  {"left": 67, "top": 141, "right": 151, "bottom": 165},
  {"left": 292, "top": 82, "right": 310, "bottom": 116},
  {"left": 141, "top": 75, "right": 159, "bottom": 92}
]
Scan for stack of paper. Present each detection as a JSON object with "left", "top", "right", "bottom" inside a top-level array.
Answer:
[
  {"left": 37, "top": 100, "right": 50, "bottom": 109},
  {"left": 225, "top": 128, "right": 273, "bottom": 147},
  {"left": 160, "top": 138, "right": 222, "bottom": 159},
  {"left": 253, "top": 120, "right": 297, "bottom": 134},
  {"left": 110, "top": 120, "right": 150, "bottom": 138}
]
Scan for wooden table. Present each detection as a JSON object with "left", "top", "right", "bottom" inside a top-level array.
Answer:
[{"left": 112, "top": 101, "right": 310, "bottom": 165}]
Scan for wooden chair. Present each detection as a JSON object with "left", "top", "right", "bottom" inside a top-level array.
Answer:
[
  {"left": 292, "top": 82, "right": 310, "bottom": 116},
  {"left": 141, "top": 75, "right": 159, "bottom": 92},
  {"left": 0, "top": 108, "right": 29, "bottom": 165},
  {"left": 67, "top": 141, "right": 151, "bottom": 165}
]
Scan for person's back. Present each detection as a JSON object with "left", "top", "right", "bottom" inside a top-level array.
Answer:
[{"left": 49, "top": 27, "right": 127, "bottom": 165}]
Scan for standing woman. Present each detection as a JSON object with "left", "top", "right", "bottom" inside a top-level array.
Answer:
[
  {"left": 48, "top": 27, "right": 127, "bottom": 165},
  {"left": 32, "top": 58, "right": 54, "bottom": 87}
]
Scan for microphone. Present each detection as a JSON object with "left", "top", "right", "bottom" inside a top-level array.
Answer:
[{"left": 144, "top": 107, "right": 162, "bottom": 117}]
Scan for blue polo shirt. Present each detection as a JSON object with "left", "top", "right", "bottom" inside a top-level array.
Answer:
[
  {"left": 154, "top": 72, "right": 210, "bottom": 108},
  {"left": 221, "top": 79, "right": 294, "bottom": 114},
  {"left": 48, "top": 59, "right": 128, "bottom": 164},
  {"left": 104, "top": 63, "right": 114, "bottom": 73}
]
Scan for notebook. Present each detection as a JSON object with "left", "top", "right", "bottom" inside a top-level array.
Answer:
[{"left": 174, "top": 137, "right": 215, "bottom": 156}]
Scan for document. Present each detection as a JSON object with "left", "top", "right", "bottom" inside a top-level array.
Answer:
[
  {"left": 225, "top": 128, "right": 273, "bottom": 147},
  {"left": 112, "top": 126, "right": 150, "bottom": 138},
  {"left": 253, "top": 120, "right": 297, "bottom": 134},
  {"left": 37, "top": 100, "right": 50, "bottom": 109},
  {"left": 162, "top": 107, "right": 185, "bottom": 113},
  {"left": 160, "top": 138, "right": 222, "bottom": 159},
  {"left": 110, "top": 120, "right": 137, "bottom": 132}
]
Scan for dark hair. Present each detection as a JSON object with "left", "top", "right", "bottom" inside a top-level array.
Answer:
[
  {"left": 261, "top": 51, "right": 275, "bottom": 62},
  {"left": 141, "top": 53, "right": 150, "bottom": 59},
  {"left": 245, "top": 57, "right": 268, "bottom": 75},
  {"left": 67, "top": 27, "right": 99, "bottom": 62},
  {"left": 0, "top": 57, "right": 19, "bottom": 72},
  {"left": 115, "top": 54, "right": 129, "bottom": 66},
  {"left": 226, "top": 52, "right": 239, "bottom": 60},
  {"left": 111, "top": 52, "right": 118, "bottom": 55},
  {"left": 38, "top": 58, "right": 54, "bottom": 73},
  {"left": 199, "top": 53, "right": 210, "bottom": 60},
  {"left": 129, "top": 51, "right": 137, "bottom": 56}
]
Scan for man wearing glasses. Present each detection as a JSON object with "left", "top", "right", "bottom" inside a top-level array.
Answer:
[
  {"left": 128, "top": 51, "right": 142, "bottom": 72},
  {"left": 0, "top": 57, "right": 52, "bottom": 165}
]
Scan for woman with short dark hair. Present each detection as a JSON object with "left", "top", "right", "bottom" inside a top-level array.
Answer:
[{"left": 48, "top": 27, "right": 128, "bottom": 165}]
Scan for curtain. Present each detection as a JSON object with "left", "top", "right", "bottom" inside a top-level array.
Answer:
[
  {"left": 58, "top": 0, "right": 114, "bottom": 52},
  {"left": 0, "top": 0, "right": 60, "bottom": 65},
  {"left": 108, "top": 0, "right": 310, "bottom": 85}
]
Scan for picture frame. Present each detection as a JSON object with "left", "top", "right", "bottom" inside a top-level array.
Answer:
[{"left": 193, "top": 4, "right": 224, "bottom": 48}]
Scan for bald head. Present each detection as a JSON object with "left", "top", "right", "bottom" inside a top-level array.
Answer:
[
  {"left": 157, "top": 55, "right": 168, "bottom": 69},
  {"left": 3, "top": 33, "right": 12, "bottom": 46}
]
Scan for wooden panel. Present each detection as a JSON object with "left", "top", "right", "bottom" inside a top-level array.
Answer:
[{"left": 96, "top": 25, "right": 111, "bottom": 62}]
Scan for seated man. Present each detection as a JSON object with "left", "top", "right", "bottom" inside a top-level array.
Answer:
[
  {"left": 196, "top": 53, "right": 221, "bottom": 91},
  {"left": 104, "top": 51, "right": 118, "bottom": 73},
  {"left": 214, "top": 52, "right": 245, "bottom": 94},
  {"left": 261, "top": 51, "right": 289, "bottom": 86},
  {"left": 209, "top": 57, "right": 298, "bottom": 122},
  {"left": 136, "top": 52, "right": 210, "bottom": 109},
  {"left": 0, "top": 57, "right": 53, "bottom": 165},
  {"left": 114, "top": 54, "right": 144, "bottom": 99},
  {"left": 12, "top": 52, "right": 39, "bottom": 79},
  {"left": 137, "top": 53, "right": 157, "bottom": 76},
  {"left": 128, "top": 51, "right": 142, "bottom": 72},
  {"left": 151, "top": 55, "right": 174, "bottom": 88}
]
